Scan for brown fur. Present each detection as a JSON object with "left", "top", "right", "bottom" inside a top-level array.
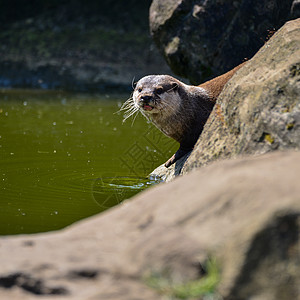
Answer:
[
  {"left": 162, "top": 62, "right": 246, "bottom": 167},
  {"left": 199, "top": 62, "right": 246, "bottom": 101}
]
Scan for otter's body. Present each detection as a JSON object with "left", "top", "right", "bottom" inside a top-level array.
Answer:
[{"left": 122, "top": 63, "right": 245, "bottom": 167}]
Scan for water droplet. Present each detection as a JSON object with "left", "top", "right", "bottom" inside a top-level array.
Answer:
[
  {"left": 10, "top": 152, "right": 14, "bottom": 155},
  {"left": 60, "top": 140, "right": 63, "bottom": 143},
  {"left": 53, "top": 150, "right": 57, "bottom": 153},
  {"left": 5, "top": 112, "right": 8, "bottom": 116},
  {"left": 23, "top": 101, "right": 28, "bottom": 106},
  {"left": 113, "top": 127, "right": 117, "bottom": 131},
  {"left": 53, "top": 122, "right": 56, "bottom": 125},
  {"left": 54, "top": 211, "right": 58, "bottom": 215}
]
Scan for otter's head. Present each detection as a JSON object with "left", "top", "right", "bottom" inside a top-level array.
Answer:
[{"left": 133, "top": 75, "right": 183, "bottom": 118}]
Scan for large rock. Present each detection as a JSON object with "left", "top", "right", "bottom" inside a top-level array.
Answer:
[
  {"left": 0, "top": 150, "right": 299, "bottom": 299},
  {"left": 149, "top": 0, "right": 299, "bottom": 84},
  {"left": 150, "top": 18, "right": 300, "bottom": 180},
  {"left": 183, "top": 18, "right": 300, "bottom": 173}
]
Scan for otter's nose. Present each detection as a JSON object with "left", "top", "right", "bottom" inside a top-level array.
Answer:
[{"left": 141, "top": 95, "right": 152, "bottom": 103}]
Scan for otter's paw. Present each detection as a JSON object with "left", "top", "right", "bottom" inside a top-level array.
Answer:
[{"left": 164, "top": 155, "right": 176, "bottom": 168}]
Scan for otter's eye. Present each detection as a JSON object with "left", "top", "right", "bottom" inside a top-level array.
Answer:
[
  {"left": 155, "top": 88, "right": 163, "bottom": 94},
  {"left": 138, "top": 88, "right": 142, "bottom": 92}
]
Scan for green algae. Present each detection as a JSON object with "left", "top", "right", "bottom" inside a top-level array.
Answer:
[{"left": 145, "top": 259, "right": 220, "bottom": 299}]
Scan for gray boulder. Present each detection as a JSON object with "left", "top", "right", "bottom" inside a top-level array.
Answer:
[
  {"left": 183, "top": 18, "right": 300, "bottom": 173},
  {"left": 0, "top": 151, "right": 299, "bottom": 299},
  {"left": 150, "top": 0, "right": 299, "bottom": 84},
  {"left": 150, "top": 18, "right": 300, "bottom": 180}
]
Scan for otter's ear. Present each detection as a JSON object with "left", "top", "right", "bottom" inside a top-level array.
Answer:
[{"left": 171, "top": 82, "right": 178, "bottom": 91}]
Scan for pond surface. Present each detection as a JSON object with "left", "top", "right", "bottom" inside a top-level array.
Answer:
[{"left": 0, "top": 89, "right": 177, "bottom": 235}]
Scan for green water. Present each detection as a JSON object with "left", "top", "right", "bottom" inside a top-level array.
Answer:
[{"left": 0, "top": 89, "right": 177, "bottom": 235}]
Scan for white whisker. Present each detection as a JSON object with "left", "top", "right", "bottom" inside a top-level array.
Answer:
[
  {"left": 123, "top": 106, "right": 138, "bottom": 115},
  {"left": 115, "top": 95, "right": 138, "bottom": 122},
  {"left": 130, "top": 110, "right": 139, "bottom": 126},
  {"left": 121, "top": 100, "right": 140, "bottom": 123}
]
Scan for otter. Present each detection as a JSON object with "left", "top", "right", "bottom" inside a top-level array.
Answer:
[{"left": 121, "top": 63, "right": 245, "bottom": 168}]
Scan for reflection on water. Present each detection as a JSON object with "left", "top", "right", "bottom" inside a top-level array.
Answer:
[
  {"left": 92, "top": 176, "right": 161, "bottom": 209},
  {"left": 0, "top": 89, "right": 176, "bottom": 235}
]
